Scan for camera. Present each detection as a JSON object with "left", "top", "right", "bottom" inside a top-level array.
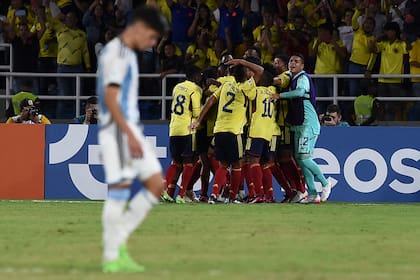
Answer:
[
  {"left": 29, "top": 107, "right": 39, "bottom": 117},
  {"left": 91, "top": 109, "right": 97, "bottom": 115},
  {"left": 322, "top": 115, "right": 332, "bottom": 122}
]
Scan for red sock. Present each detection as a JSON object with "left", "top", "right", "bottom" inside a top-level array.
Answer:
[
  {"left": 281, "top": 158, "right": 306, "bottom": 193},
  {"left": 242, "top": 163, "right": 255, "bottom": 197},
  {"left": 229, "top": 168, "right": 242, "bottom": 200},
  {"left": 200, "top": 168, "right": 210, "bottom": 197},
  {"left": 178, "top": 164, "right": 193, "bottom": 197},
  {"left": 270, "top": 164, "right": 293, "bottom": 198},
  {"left": 262, "top": 166, "right": 274, "bottom": 200},
  {"left": 251, "top": 164, "right": 264, "bottom": 197},
  {"left": 187, "top": 161, "right": 202, "bottom": 190},
  {"left": 212, "top": 166, "right": 229, "bottom": 196},
  {"left": 165, "top": 163, "right": 181, "bottom": 197},
  {"left": 209, "top": 154, "right": 219, "bottom": 174}
]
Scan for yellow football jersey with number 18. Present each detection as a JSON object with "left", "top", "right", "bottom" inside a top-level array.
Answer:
[
  {"left": 169, "top": 80, "right": 202, "bottom": 136},
  {"left": 213, "top": 77, "right": 257, "bottom": 135}
]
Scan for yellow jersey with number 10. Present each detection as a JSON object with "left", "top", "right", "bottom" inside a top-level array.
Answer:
[{"left": 249, "top": 86, "right": 277, "bottom": 141}]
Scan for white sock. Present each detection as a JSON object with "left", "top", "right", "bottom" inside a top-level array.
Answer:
[
  {"left": 102, "top": 199, "right": 127, "bottom": 262},
  {"left": 120, "top": 189, "right": 159, "bottom": 243}
]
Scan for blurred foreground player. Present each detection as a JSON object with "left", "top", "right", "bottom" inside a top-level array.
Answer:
[{"left": 96, "top": 6, "right": 168, "bottom": 273}]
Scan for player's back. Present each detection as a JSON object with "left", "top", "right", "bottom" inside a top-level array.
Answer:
[
  {"left": 97, "top": 37, "right": 139, "bottom": 126},
  {"left": 214, "top": 77, "right": 256, "bottom": 135},
  {"left": 249, "top": 86, "right": 277, "bottom": 141},
  {"left": 169, "top": 80, "right": 202, "bottom": 136}
]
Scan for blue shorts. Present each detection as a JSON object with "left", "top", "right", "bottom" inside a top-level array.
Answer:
[
  {"left": 246, "top": 137, "right": 271, "bottom": 161},
  {"left": 214, "top": 132, "right": 243, "bottom": 163},
  {"left": 170, "top": 135, "right": 195, "bottom": 162},
  {"left": 293, "top": 126, "right": 318, "bottom": 159}
]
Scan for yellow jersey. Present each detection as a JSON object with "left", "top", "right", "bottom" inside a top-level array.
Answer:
[
  {"left": 31, "top": 16, "right": 58, "bottom": 58},
  {"left": 410, "top": 39, "right": 420, "bottom": 83},
  {"left": 376, "top": 40, "right": 407, "bottom": 84},
  {"left": 7, "top": 5, "right": 35, "bottom": 33},
  {"left": 169, "top": 80, "right": 202, "bottom": 136},
  {"left": 52, "top": 19, "right": 90, "bottom": 68},
  {"left": 313, "top": 39, "right": 344, "bottom": 74},
  {"left": 186, "top": 45, "right": 219, "bottom": 69},
  {"left": 350, "top": 10, "right": 375, "bottom": 66},
  {"left": 213, "top": 77, "right": 257, "bottom": 135},
  {"left": 253, "top": 25, "right": 282, "bottom": 64},
  {"left": 249, "top": 86, "right": 277, "bottom": 141}
]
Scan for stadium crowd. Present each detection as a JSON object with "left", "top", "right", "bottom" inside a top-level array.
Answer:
[{"left": 1, "top": 0, "right": 420, "bottom": 121}]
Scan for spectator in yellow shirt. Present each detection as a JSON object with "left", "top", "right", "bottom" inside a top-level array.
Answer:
[
  {"left": 410, "top": 36, "right": 420, "bottom": 96},
  {"left": 6, "top": 0, "right": 35, "bottom": 34},
  {"left": 371, "top": 21, "right": 410, "bottom": 121},
  {"left": 252, "top": 9, "right": 282, "bottom": 64},
  {"left": 348, "top": 2, "right": 376, "bottom": 96},
  {"left": 185, "top": 30, "right": 218, "bottom": 70},
  {"left": 50, "top": 1, "right": 91, "bottom": 119},
  {"left": 310, "top": 23, "right": 347, "bottom": 107}
]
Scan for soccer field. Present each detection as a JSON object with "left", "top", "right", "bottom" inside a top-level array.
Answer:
[{"left": 1, "top": 201, "right": 420, "bottom": 280}]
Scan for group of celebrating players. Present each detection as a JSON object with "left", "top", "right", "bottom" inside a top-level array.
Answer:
[{"left": 161, "top": 52, "right": 333, "bottom": 205}]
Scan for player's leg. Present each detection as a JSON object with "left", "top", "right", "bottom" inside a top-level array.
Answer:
[
  {"left": 99, "top": 126, "right": 143, "bottom": 273},
  {"left": 117, "top": 127, "right": 164, "bottom": 269},
  {"left": 261, "top": 143, "right": 274, "bottom": 203},
  {"left": 164, "top": 136, "right": 183, "bottom": 201},
  {"left": 245, "top": 138, "right": 266, "bottom": 203},
  {"left": 270, "top": 136, "right": 294, "bottom": 202},
  {"left": 176, "top": 134, "right": 197, "bottom": 203},
  {"left": 199, "top": 151, "right": 211, "bottom": 202},
  {"left": 226, "top": 134, "right": 243, "bottom": 203}
]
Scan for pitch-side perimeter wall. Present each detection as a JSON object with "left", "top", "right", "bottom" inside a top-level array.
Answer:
[{"left": 1, "top": 124, "right": 419, "bottom": 202}]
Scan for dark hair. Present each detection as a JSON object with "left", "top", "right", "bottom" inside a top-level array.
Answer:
[
  {"left": 263, "top": 63, "right": 277, "bottom": 76},
  {"left": 197, "top": 4, "right": 212, "bottom": 31},
  {"left": 230, "top": 65, "right": 247, "bottom": 83},
  {"left": 290, "top": 53, "right": 305, "bottom": 63},
  {"left": 318, "top": 23, "right": 334, "bottom": 34},
  {"left": 364, "top": 16, "right": 376, "bottom": 27},
  {"left": 185, "top": 65, "right": 202, "bottom": 81},
  {"left": 201, "top": 66, "right": 218, "bottom": 80},
  {"left": 131, "top": 5, "right": 169, "bottom": 35},
  {"left": 245, "top": 56, "right": 262, "bottom": 66},
  {"left": 383, "top": 21, "right": 401, "bottom": 38},
  {"left": 259, "top": 71, "right": 274, "bottom": 87},
  {"left": 326, "top": 104, "right": 341, "bottom": 115},
  {"left": 86, "top": 96, "right": 98, "bottom": 107}
]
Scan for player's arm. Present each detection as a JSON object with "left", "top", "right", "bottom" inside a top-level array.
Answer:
[
  {"left": 189, "top": 95, "right": 218, "bottom": 130},
  {"left": 191, "top": 89, "right": 202, "bottom": 119},
  {"left": 105, "top": 85, "right": 143, "bottom": 158},
  {"left": 271, "top": 76, "right": 309, "bottom": 100},
  {"left": 226, "top": 59, "right": 265, "bottom": 83}
]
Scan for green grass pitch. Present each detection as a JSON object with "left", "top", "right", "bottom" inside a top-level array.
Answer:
[{"left": 1, "top": 200, "right": 420, "bottom": 280}]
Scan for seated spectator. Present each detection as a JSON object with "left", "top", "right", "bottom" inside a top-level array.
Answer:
[
  {"left": 370, "top": 21, "right": 410, "bottom": 121},
  {"left": 6, "top": 79, "right": 38, "bottom": 118},
  {"left": 6, "top": 98, "right": 51, "bottom": 124},
  {"left": 319, "top": 104, "right": 350, "bottom": 126},
  {"left": 353, "top": 79, "right": 379, "bottom": 126},
  {"left": 73, "top": 96, "right": 98, "bottom": 124},
  {"left": 185, "top": 30, "right": 218, "bottom": 69},
  {"left": 188, "top": 4, "right": 218, "bottom": 40}
]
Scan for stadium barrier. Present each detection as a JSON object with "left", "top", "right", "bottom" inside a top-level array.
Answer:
[
  {"left": 1, "top": 72, "right": 420, "bottom": 119},
  {"left": 1, "top": 124, "right": 419, "bottom": 202}
]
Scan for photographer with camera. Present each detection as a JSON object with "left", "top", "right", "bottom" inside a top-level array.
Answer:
[
  {"left": 319, "top": 104, "right": 350, "bottom": 126},
  {"left": 73, "top": 96, "right": 98, "bottom": 124},
  {"left": 6, "top": 99, "right": 51, "bottom": 124}
]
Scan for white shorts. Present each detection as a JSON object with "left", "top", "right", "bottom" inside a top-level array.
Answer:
[{"left": 98, "top": 122, "right": 162, "bottom": 185}]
